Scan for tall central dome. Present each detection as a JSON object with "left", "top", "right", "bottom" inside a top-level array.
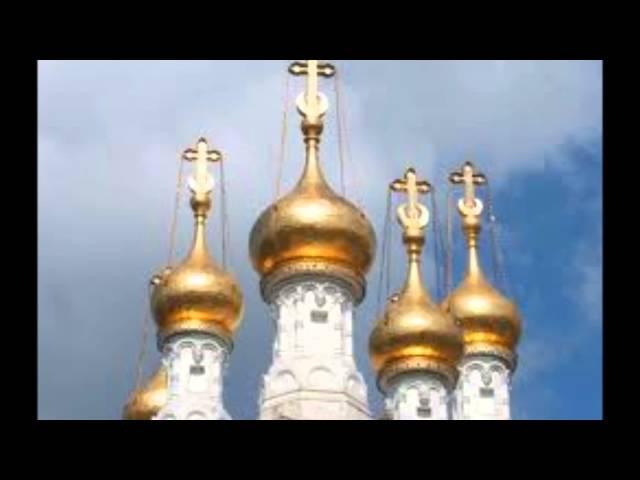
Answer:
[
  {"left": 249, "top": 61, "right": 376, "bottom": 302},
  {"left": 250, "top": 61, "right": 376, "bottom": 420}
]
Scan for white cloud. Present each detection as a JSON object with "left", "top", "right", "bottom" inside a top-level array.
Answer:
[{"left": 343, "top": 60, "right": 602, "bottom": 188}]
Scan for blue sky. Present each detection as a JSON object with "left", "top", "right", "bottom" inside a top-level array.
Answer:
[{"left": 37, "top": 60, "right": 602, "bottom": 419}]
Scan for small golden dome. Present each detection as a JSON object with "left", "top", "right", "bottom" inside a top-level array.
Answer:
[
  {"left": 151, "top": 218, "right": 243, "bottom": 343},
  {"left": 123, "top": 366, "right": 168, "bottom": 420},
  {"left": 249, "top": 154, "right": 376, "bottom": 302},
  {"left": 441, "top": 161, "right": 522, "bottom": 366},
  {"left": 369, "top": 256, "right": 463, "bottom": 389},
  {"left": 368, "top": 167, "right": 462, "bottom": 390},
  {"left": 442, "top": 252, "right": 521, "bottom": 365}
]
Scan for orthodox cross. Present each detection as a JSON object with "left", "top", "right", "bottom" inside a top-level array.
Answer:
[
  {"left": 449, "top": 161, "right": 486, "bottom": 208},
  {"left": 288, "top": 60, "right": 336, "bottom": 122},
  {"left": 182, "top": 137, "right": 222, "bottom": 195},
  {"left": 391, "top": 167, "right": 432, "bottom": 230}
]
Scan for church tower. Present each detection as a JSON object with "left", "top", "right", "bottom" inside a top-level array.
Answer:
[
  {"left": 139, "top": 137, "right": 244, "bottom": 420},
  {"left": 369, "top": 168, "right": 463, "bottom": 420},
  {"left": 249, "top": 61, "right": 377, "bottom": 420},
  {"left": 442, "top": 161, "right": 522, "bottom": 420}
]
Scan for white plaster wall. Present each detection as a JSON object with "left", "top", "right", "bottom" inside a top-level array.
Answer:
[
  {"left": 259, "top": 279, "right": 370, "bottom": 420},
  {"left": 454, "top": 356, "right": 511, "bottom": 420},
  {"left": 384, "top": 372, "right": 450, "bottom": 420},
  {"left": 155, "top": 333, "right": 231, "bottom": 420}
]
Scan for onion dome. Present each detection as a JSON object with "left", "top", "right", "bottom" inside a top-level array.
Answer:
[
  {"left": 440, "top": 162, "right": 521, "bottom": 368},
  {"left": 151, "top": 138, "right": 244, "bottom": 344},
  {"left": 249, "top": 149, "right": 376, "bottom": 303},
  {"left": 369, "top": 168, "right": 463, "bottom": 391},
  {"left": 249, "top": 60, "right": 376, "bottom": 303},
  {"left": 123, "top": 366, "right": 167, "bottom": 420}
]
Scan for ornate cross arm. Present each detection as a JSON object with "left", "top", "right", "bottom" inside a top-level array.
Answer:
[{"left": 289, "top": 61, "right": 336, "bottom": 78}]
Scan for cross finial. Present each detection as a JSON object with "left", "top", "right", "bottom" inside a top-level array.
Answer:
[
  {"left": 182, "top": 137, "right": 222, "bottom": 195},
  {"left": 390, "top": 167, "right": 432, "bottom": 232},
  {"left": 288, "top": 60, "right": 336, "bottom": 124},
  {"left": 449, "top": 161, "right": 486, "bottom": 209}
]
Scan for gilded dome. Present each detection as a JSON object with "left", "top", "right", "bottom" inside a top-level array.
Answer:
[
  {"left": 151, "top": 218, "right": 243, "bottom": 343},
  {"left": 441, "top": 254, "right": 521, "bottom": 364},
  {"left": 369, "top": 256, "right": 463, "bottom": 389},
  {"left": 368, "top": 167, "right": 463, "bottom": 390},
  {"left": 440, "top": 176, "right": 522, "bottom": 366},
  {"left": 123, "top": 366, "right": 167, "bottom": 420},
  {"left": 249, "top": 153, "right": 376, "bottom": 303}
]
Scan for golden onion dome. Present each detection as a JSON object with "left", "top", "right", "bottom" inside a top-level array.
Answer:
[
  {"left": 151, "top": 138, "right": 244, "bottom": 344},
  {"left": 441, "top": 161, "right": 521, "bottom": 367},
  {"left": 123, "top": 366, "right": 168, "bottom": 420},
  {"left": 368, "top": 168, "right": 463, "bottom": 390},
  {"left": 369, "top": 257, "right": 463, "bottom": 390},
  {"left": 151, "top": 221, "right": 243, "bottom": 343},
  {"left": 249, "top": 153, "right": 376, "bottom": 302},
  {"left": 441, "top": 234, "right": 521, "bottom": 366}
]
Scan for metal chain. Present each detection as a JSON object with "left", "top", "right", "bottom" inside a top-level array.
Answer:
[
  {"left": 485, "top": 179, "right": 511, "bottom": 298},
  {"left": 445, "top": 181, "right": 454, "bottom": 296},
  {"left": 385, "top": 192, "right": 393, "bottom": 300},
  {"left": 219, "top": 159, "right": 229, "bottom": 270},
  {"left": 334, "top": 69, "right": 346, "bottom": 196},
  {"left": 376, "top": 189, "right": 392, "bottom": 314},
  {"left": 274, "top": 66, "right": 290, "bottom": 201},
  {"left": 133, "top": 284, "right": 153, "bottom": 390},
  {"left": 335, "top": 66, "right": 361, "bottom": 208},
  {"left": 166, "top": 153, "right": 186, "bottom": 267},
  {"left": 430, "top": 186, "right": 444, "bottom": 301},
  {"left": 485, "top": 180, "right": 500, "bottom": 287}
]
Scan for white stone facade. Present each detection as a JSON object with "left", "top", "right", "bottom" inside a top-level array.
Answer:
[
  {"left": 155, "top": 333, "right": 231, "bottom": 420},
  {"left": 259, "top": 279, "right": 370, "bottom": 420},
  {"left": 383, "top": 372, "right": 451, "bottom": 420},
  {"left": 454, "top": 355, "right": 511, "bottom": 420}
]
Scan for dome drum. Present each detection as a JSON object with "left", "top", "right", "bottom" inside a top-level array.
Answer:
[
  {"left": 463, "top": 343, "right": 517, "bottom": 371},
  {"left": 376, "top": 357, "right": 458, "bottom": 393},
  {"left": 259, "top": 259, "right": 366, "bottom": 304}
]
